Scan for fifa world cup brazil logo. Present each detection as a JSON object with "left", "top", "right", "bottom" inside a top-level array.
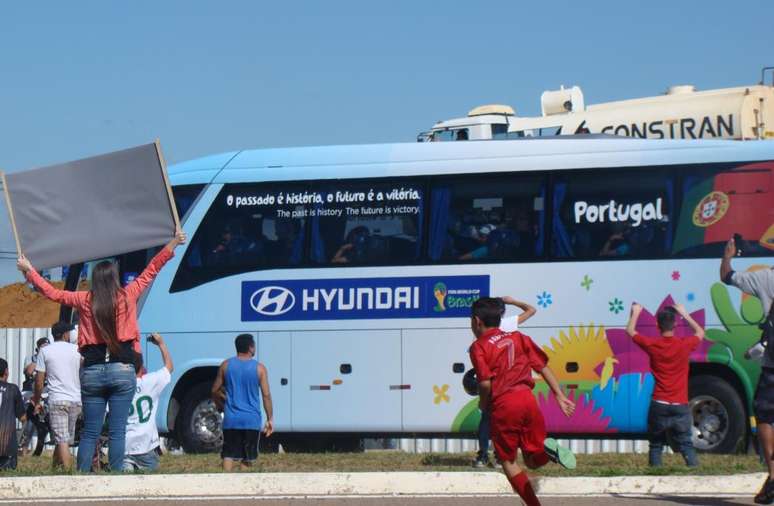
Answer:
[{"left": 433, "top": 282, "right": 448, "bottom": 312}]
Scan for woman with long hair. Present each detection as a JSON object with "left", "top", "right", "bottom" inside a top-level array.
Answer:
[{"left": 17, "top": 229, "right": 186, "bottom": 472}]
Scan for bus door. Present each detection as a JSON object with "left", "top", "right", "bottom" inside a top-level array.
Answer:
[
  {"left": 257, "top": 332, "right": 291, "bottom": 433},
  {"left": 401, "top": 328, "right": 472, "bottom": 432},
  {"left": 290, "top": 330, "right": 402, "bottom": 431}
]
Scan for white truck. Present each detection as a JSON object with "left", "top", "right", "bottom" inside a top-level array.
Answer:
[{"left": 419, "top": 68, "right": 774, "bottom": 142}]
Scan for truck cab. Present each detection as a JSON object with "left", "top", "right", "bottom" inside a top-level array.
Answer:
[{"left": 421, "top": 72, "right": 774, "bottom": 142}]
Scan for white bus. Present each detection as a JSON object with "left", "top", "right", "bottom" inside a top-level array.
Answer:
[{"left": 112, "top": 137, "right": 773, "bottom": 453}]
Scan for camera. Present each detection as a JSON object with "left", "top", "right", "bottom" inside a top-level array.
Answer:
[{"left": 761, "top": 312, "right": 774, "bottom": 361}]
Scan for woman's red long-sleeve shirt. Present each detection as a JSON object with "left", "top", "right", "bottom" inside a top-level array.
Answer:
[{"left": 25, "top": 248, "right": 174, "bottom": 353}]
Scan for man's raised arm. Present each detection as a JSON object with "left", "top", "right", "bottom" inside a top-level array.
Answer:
[
  {"left": 150, "top": 333, "right": 174, "bottom": 373},
  {"left": 501, "top": 296, "right": 537, "bottom": 324},
  {"left": 720, "top": 237, "right": 736, "bottom": 283},
  {"left": 626, "top": 303, "right": 643, "bottom": 338},
  {"left": 674, "top": 304, "right": 705, "bottom": 339}
]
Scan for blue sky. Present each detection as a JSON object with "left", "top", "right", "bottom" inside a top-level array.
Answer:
[{"left": 0, "top": 1, "right": 772, "bottom": 282}]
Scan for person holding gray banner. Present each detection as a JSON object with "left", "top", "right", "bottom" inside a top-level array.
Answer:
[{"left": 16, "top": 228, "right": 186, "bottom": 472}]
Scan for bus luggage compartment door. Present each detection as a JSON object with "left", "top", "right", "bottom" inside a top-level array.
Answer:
[
  {"left": 402, "top": 328, "right": 472, "bottom": 432},
  {"left": 290, "top": 330, "right": 401, "bottom": 432},
  {"left": 258, "top": 332, "right": 291, "bottom": 433}
]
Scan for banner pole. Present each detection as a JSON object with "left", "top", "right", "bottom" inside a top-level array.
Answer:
[
  {"left": 0, "top": 172, "right": 22, "bottom": 257},
  {"left": 154, "top": 139, "right": 181, "bottom": 231}
]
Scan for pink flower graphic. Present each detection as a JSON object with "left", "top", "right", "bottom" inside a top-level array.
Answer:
[
  {"left": 538, "top": 389, "right": 616, "bottom": 433},
  {"left": 671, "top": 271, "right": 681, "bottom": 281}
]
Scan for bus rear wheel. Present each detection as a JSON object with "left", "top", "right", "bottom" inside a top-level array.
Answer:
[
  {"left": 688, "top": 375, "right": 745, "bottom": 454},
  {"left": 178, "top": 382, "right": 223, "bottom": 454}
]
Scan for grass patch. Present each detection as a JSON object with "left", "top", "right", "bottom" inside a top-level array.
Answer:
[{"left": 4, "top": 451, "right": 764, "bottom": 477}]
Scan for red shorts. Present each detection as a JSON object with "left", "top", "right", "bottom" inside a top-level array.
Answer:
[{"left": 490, "top": 389, "right": 547, "bottom": 463}]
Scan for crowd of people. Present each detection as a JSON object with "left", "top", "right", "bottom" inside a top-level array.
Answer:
[
  {"left": 2, "top": 227, "right": 275, "bottom": 474},
  {"left": 0, "top": 231, "right": 772, "bottom": 505},
  {"left": 467, "top": 236, "right": 773, "bottom": 505},
  {"left": 0, "top": 230, "right": 188, "bottom": 472}
]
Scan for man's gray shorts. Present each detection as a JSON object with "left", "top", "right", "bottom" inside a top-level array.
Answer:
[{"left": 49, "top": 401, "right": 81, "bottom": 445}]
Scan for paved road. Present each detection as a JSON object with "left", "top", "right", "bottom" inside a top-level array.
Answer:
[{"left": 21, "top": 496, "right": 757, "bottom": 506}]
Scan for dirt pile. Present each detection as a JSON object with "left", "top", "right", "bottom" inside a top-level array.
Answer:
[{"left": 0, "top": 282, "right": 80, "bottom": 328}]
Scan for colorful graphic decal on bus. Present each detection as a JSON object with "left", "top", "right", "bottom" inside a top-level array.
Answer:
[
  {"left": 451, "top": 295, "right": 732, "bottom": 434},
  {"left": 708, "top": 279, "right": 767, "bottom": 395},
  {"left": 673, "top": 161, "right": 774, "bottom": 253},
  {"left": 692, "top": 191, "right": 729, "bottom": 227},
  {"left": 573, "top": 198, "right": 665, "bottom": 227},
  {"left": 241, "top": 275, "right": 489, "bottom": 321}
]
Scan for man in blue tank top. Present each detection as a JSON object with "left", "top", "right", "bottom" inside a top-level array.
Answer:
[{"left": 211, "top": 334, "right": 274, "bottom": 471}]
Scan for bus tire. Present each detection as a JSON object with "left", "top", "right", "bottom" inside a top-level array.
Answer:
[
  {"left": 178, "top": 382, "right": 223, "bottom": 454},
  {"left": 689, "top": 375, "right": 746, "bottom": 454}
]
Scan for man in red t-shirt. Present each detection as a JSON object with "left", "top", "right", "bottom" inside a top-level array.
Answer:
[
  {"left": 469, "top": 297, "right": 576, "bottom": 506},
  {"left": 626, "top": 302, "right": 704, "bottom": 467}
]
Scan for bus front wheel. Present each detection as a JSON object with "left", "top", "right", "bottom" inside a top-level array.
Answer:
[
  {"left": 688, "top": 375, "right": 745, "bottom": 454},
  {"left": 178, "top": 382, "right": 223, "bottom": 454}
]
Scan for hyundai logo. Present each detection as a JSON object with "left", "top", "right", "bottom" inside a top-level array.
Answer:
[{"left": 250, "top": 286, "right": 295, "bottom": 316}]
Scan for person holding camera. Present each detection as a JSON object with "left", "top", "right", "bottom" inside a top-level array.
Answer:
[
  {"left": 123, "top": 333, "right": 173, "bottom": 472},
  {"left": 721, "top": 236, "right": 774, "bottom": 504},
  {"left": 19, "top": 337, "right": 50, "bottom": 457}
]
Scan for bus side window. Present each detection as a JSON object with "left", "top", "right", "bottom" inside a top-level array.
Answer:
[
  {"left": 172, "top": 184, "right": 206, "bottom": 222},
  {"left": 551, "top": 169, "right": 674, "bottom": 260},
  {"left": 117, "top": 248, "right": 160, "bottom": 285},
  {"left": 672, "top": 162, "right": 774, "bottom": 258},
  {"left": 311, "top": 180, "right": 424, "bottom": 267},
  {"left": 538, "top": 126, "right": 562, "bottom": 136},
  {"left": 170, "top": 183, "right": 309, "bottom": 292},
  {"left": 491, "top": 124, "right": 509, "bottom": 140},
  {"left": 431, "top": 130, "right": 455, "bottom": 142},
  {"left": 428, "top": 173, "right": 546, "bottom": 264}
]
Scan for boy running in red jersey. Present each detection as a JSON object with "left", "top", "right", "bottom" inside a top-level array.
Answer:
[{"left": 469, "top": 297, "right": 576, "bottom": 506}]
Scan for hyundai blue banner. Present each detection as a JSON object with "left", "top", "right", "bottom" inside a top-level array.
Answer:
[{"left": 241, "top": 276, "right": 489, "bottom": 321}]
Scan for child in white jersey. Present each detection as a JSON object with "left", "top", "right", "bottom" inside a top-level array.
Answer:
[{"left": 123, "top": 333, "right": 173, "bottom": 472}]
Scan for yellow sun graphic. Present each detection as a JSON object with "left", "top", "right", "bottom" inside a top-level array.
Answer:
[{"left": 542, "top": 324, "right": 613, "bottom": 383}]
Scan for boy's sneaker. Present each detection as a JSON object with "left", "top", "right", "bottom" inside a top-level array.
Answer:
[
  {"left": 755, "top": 476, "right": 774, "bottom": 504},
  {"left": 472, "top": 457, "right": 489, "bottom": 469},
  {"left": 544, "top": 438, "right": 576, "bottom": 470}
]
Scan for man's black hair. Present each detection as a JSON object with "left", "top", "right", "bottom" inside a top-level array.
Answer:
[
  {"left": 51, "top": 321, "right": 74, "bottom": 341},
  {"left": 657, "top": 307, "right": 678, "bottom": 332},
  {"left": 471, "top": 297, "right": 503, "bottom": 328},
  {"left": 235, "top": 333, "right": 255, "bottom": 354},
  {"left": 0, "top": 358, "right": 7, "bottom": 377},
  {"left": 133, "top": 351, "right": 144, "bottom": 375}
]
